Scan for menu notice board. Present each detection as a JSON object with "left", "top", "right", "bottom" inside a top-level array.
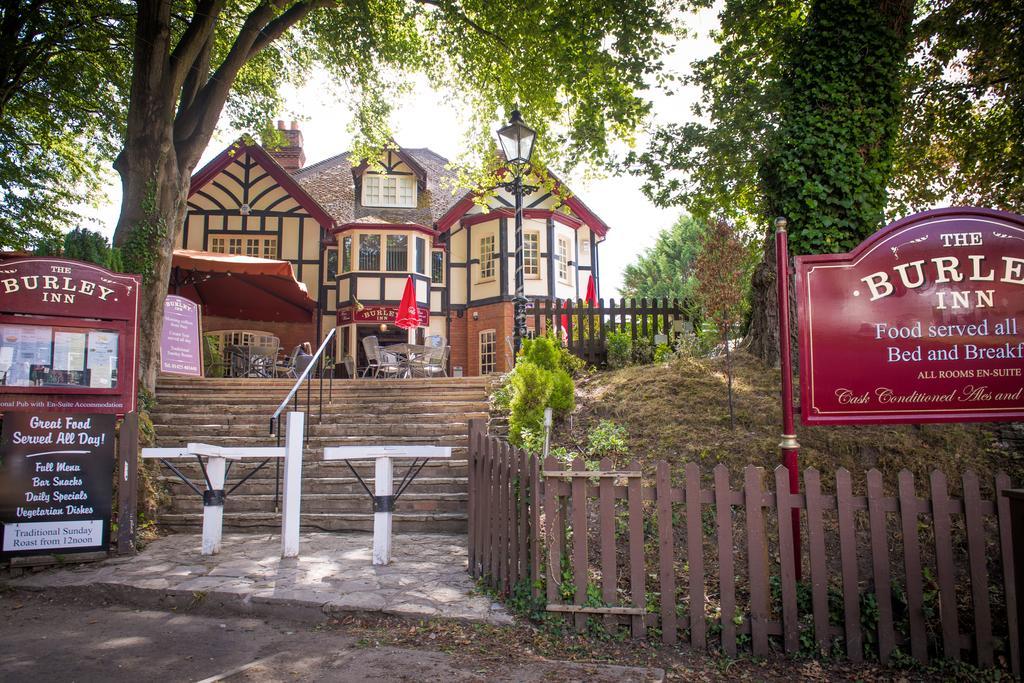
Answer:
[
  {"left": 795, "top": 207, "right": 1024, "bottom": 425},
  {"left": 0, "top": 257, "right": 140, "bottom": 414},
  {"left": 0, "top": 412, "right": 115, "bottom": 556},
  {"left": 160, "top": 295, "right": 203, "bottom": 376}
]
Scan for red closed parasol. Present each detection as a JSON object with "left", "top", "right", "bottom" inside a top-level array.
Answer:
[
  {"left": 585, "top": 274, "right": 598, "bottom": 306},
  {"left": 395, "top": 276, "right": 419, "bottom": 329}
]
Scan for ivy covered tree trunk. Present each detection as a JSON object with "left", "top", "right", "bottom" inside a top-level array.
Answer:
[{"left": 745, "top": 0, "right": 915, "bottom": 365}]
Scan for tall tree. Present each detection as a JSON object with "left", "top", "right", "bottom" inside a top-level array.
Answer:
[
  {"left": 0, "top": 1, "right": 130, "bottom": 250},
  {"left": 629, "top": 0, "right": 1021, "bottom": 365},
  {"left": 620, "top": 214, "right": 706, "bottom": 315},
  {"left": 114, "top": 0, "right": 680, "bottom": 390}
]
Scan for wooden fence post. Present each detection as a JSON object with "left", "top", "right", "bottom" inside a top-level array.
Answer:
[
  {"left": 996, "top": 472, "right": 1020, "bottom": 676},
  {"left": 868, "top": 468, "right": 896, "bottom": 663},
  {"left": 656, "top": 460, "right": 676, "bottom": 643},
  {"left": 745, "top": 466, "right": 770, "bottom": 656},
  {"left": 714, "top": 464, "right": 736, "bottom": 656},
  {"left": 571, "top": 457, "right": 588, "bottom": 632},
  {"left": 930, "top": 469, "right": 959, "bottom": 661},
  {"left": 804, "top": 468, "right": 830, "bottom": 656},
  {"left": 599, "top": 456, "right": 617, "bottom": 633},
  {"left": 774, "top": 465, "right": 799, "bottom": 654},
  {"left": 963, "top": 470, "right": 994, "bottom": 667},
  {"left": 627, "top": 458, "right": 646, "bottom": 638},
  {"left": 116, "top": 411, "right": 139, "bottom": 555},
  {"left": 898, "top": 469, "right": 927, "bottom": 663},
  {"left": 545, "top": 455, "right": 563, "bottom": 613},
  {"left": 836, "top": 468, "right": 863, "bottom": 661},
  {"left": 686, "top": 462, "right": 706, "bottom": 650}
]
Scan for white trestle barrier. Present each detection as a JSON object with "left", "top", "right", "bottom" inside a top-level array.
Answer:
[
  {"left": 142, "top": 442, "right": 287, "bottom": 556},
  {"left": 323, "top": 445, "right": 451, "bottom": 565},
  {"left": 280, "top": 411, "right": 304, "bottom": 558}
]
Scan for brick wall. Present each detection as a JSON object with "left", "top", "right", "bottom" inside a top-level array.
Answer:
[{"left": 464, "top": 301, "right": 514, "bottom": 376}]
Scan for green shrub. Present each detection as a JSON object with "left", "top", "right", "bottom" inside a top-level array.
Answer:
[
  {"left": 548, "top": 368, "right": 575, "bottom": 414},
  {"left": 653, "top": 343, "right": 673, "bottom": 363},
  {"left": 587, "top": 419, "right": 629, "bottom": 457},
  {"left": 632, "top": 336, "right": 654, "bottom": 365},
  {"left": 202, "top": 334, "right": 224, "bottom": 378},
  {"left": 606, "top": 330, "right": 632, "bottom": 369}
]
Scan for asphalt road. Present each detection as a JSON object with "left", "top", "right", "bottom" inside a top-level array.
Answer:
[{"left": 0, "top": 590, "right": 662, "bottom": 682}]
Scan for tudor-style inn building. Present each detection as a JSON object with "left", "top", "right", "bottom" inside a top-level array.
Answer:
[{"left": 177, "top": 120, "right": 609, "bottom": 376}]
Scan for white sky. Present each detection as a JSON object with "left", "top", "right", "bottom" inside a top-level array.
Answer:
[{"left": 88, "top": 5, "right": 720, "bottom": 297}]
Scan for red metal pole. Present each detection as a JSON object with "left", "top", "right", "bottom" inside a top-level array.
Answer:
[{"left": 775, "top": 217, "right": 802, "bottom": 581}]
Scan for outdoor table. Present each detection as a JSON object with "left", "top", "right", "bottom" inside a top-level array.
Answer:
[
  {"left": 323, "top": 445, "right": 451, "bottom": 564},
  {"left": 381, "top": 343, "right": 431, "bottom": 377}
]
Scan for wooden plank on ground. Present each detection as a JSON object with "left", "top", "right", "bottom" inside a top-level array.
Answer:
[
  {"left": 930, "top": 469, "right": 959, "bottom": 661},
  {"left": 963, "top": 470, "right": 993, "bottom": 667},
  {"left": 715, "top": 464, "right": 736, "bottom": 657},
  {"left": 868, "top": 468, "right": 896, "bottom": 663},
  {"left": 657, "top": 460, "right": 677, "bottom": 643},
  {"left": 837, "top": 468, "right": 862, "bottom": 662},
  {"left": 686, "top": 462, "right": 706, "bottom": 650},
  {"left": 805, "top": 468, "right": 830, "bottom": 656},
  {"left": 898, "top": 469, "right": 927, "bottom": 664},
  {"left": 774, "top": 466, "right": 799, "bottom": 655}
]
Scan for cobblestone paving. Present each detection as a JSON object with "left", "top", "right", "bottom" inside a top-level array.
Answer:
[{"left": 8, "top": 533, "right": 511, "bottom": 624}]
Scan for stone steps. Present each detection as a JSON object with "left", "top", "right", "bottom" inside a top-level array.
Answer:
[{"left": 152, "top": 375, "right": 489, "bottom": 533}]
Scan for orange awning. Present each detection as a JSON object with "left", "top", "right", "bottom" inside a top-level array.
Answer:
[{"left": 169, "top": 249, "right": 316, "bottom": 323}]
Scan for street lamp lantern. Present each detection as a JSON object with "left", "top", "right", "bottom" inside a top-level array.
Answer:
[
  {"left": 497, "top": 110, "right": 536, "bottom": 166},
  {"left": 496, "top": 110, "right": 538, "bottom": 366}
]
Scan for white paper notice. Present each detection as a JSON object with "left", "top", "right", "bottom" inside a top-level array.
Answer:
[
  {"left": 21, "top": 326, "right": 52, "bottom": 365},
  {"left": 53, "top": 331, "right": 86, "bottom": 372},
  {"left": 87, "top": 331, "right": 117, "bottom": 387}
]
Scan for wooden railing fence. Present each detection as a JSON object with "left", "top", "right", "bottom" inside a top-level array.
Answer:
[
  {"left": 529, "top": 298, "right": 686, "bottom": 366},
  {"left": 467, "top": 420, "right": 1020, "bottom": 672}
]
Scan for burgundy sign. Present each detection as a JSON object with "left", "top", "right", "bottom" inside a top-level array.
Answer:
[
  {"left": 0, "top": 258, "right": 140, "bottom": 414},
  {"left": 796, "top": 207, "right": 1024, "bottom": 425},
  {"left": 160, "top": 295, "right": 202, "bottom": 376},
  {"left": 337, "top": 305, "right": 429, "bottom": 326}
]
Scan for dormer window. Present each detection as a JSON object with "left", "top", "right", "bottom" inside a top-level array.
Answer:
[{"left": 363, "top": 174, "right": 417, "bottom": 208}]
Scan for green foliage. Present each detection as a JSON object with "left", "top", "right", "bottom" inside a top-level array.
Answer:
[
  {"left": 498, "top": 335, "right": 579, "bottom": 450},
  {"left": 632, "top": 336, "right": 654, "bottom": 365},
  {"left": 605, "top": 331, "right": 632, "bottom": 369},
  {"left": 0, "top": 1, "right": 130, "bottom": 251},
  {"left": 653, "top": 343, "right": 673, "bottom": 363},
  {"left": 34, "top": 227, "right": 123, "bottom": 272},
  {"left": 120, "top": 182, "right": 167, "bottom": 284},
  {"left": 694, "top": 220, "right": 751, "bottom": 335},
  {"left": 203, "top": 335, "right": 224, "bottom": 379},
  {"left": 586, "top": 420, "right": 629, "bottom": 458},
  {"left": 620, "top": 215, "right": 706, "bottom": 318}
]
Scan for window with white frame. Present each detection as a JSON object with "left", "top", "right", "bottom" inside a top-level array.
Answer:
[
  {"left": 359, "top": 234, "right": 381, "bottom": 270},
  {"left": 211, "top": 236, "right": 244, "bottom": 255},
  {"left": 479, "top": 330, "right": 497, "bottom": 375},
  {"left": 341, "top": 235, "right": 352, "bottom": 272},
  {"left": 362, "top": 174, "right": 417, "bottom": 208},
  {"left": 385, "top": 234, "right": 408, "bottom": 271},
  {"left": 479, "top": 234, "right": 496, "bottom": 281},
  {"left": 431, "top": 251, "right": 445, "bottom": 284},
  {"left": 243, "top": 237, "right": 277, "bottom": 259},
  {"left": 523, "top": 231, "right": 540, "bottom": 278},
  {"left": 557, "top": 237, "right": 571, "bottom": 284}
]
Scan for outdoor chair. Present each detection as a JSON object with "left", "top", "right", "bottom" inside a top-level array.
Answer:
[
  {"left": 276, "top": 345, "right": 302, "bottom": 378},
  {"left": 377, "top": 350, "right": 407, "bottom": 378},
  {"left": 226, "top": 345, "right": 249, "bottom": 378},
  {"left": 410, "top": 345, "right": 448, "bottom": 378},
  {"left": 361, "top": 335, "right": 382, "bottom": 377},
  {"left": 248, "top": 342, "right": 279, "bottom": 377},
  {"left": 342, "top": 356, "right": 356, "bottom": 379}
]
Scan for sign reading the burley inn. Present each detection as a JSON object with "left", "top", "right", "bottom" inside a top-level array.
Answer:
[
  {"left": 0, "top": 257, "right": 140, "bottom": 414},
  {"left": 796, "top": 207, "right": 1024, "bottom": 425}
]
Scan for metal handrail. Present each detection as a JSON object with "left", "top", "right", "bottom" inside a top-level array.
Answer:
[
  {"left": 269, "top": 327, "right": 336, "bottom": 434},
  {"left": 267, "top": 327, "right": 336, "bottom": 511}
]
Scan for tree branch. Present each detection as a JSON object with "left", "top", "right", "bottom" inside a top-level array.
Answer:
[
  {"left": 414, "top": 0, "right": 505, "bottom": 46},
  {"left": 168, "top": 0, "right": 226, "bottom": 92}
]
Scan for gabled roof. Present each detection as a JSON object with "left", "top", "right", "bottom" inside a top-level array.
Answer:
[
  {"left": 294, "top": 147, "right": 463, "bottom": 228},
  {"left": 189, "top": 140, "right": 336, "bottom": 228}
]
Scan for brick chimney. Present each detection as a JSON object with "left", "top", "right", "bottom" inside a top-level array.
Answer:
[{"left": 269, "top": 119, "right": 305, "bottom": 172}]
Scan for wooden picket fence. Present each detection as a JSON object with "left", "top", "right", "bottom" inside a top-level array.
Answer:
[
  {"left": 529, "top": 297, "right": 686, "bottom": 366},
  {"left": 467, "top": 420, "right": 1021, "bottom": 672}
]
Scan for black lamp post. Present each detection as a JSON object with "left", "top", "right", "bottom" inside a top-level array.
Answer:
[{"left": 496, "top": 110, "right": 537, "bottom": 362}]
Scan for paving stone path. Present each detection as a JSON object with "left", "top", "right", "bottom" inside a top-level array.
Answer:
[{"left": 8, "top": 532, "right": 511, "bottom": 625}]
